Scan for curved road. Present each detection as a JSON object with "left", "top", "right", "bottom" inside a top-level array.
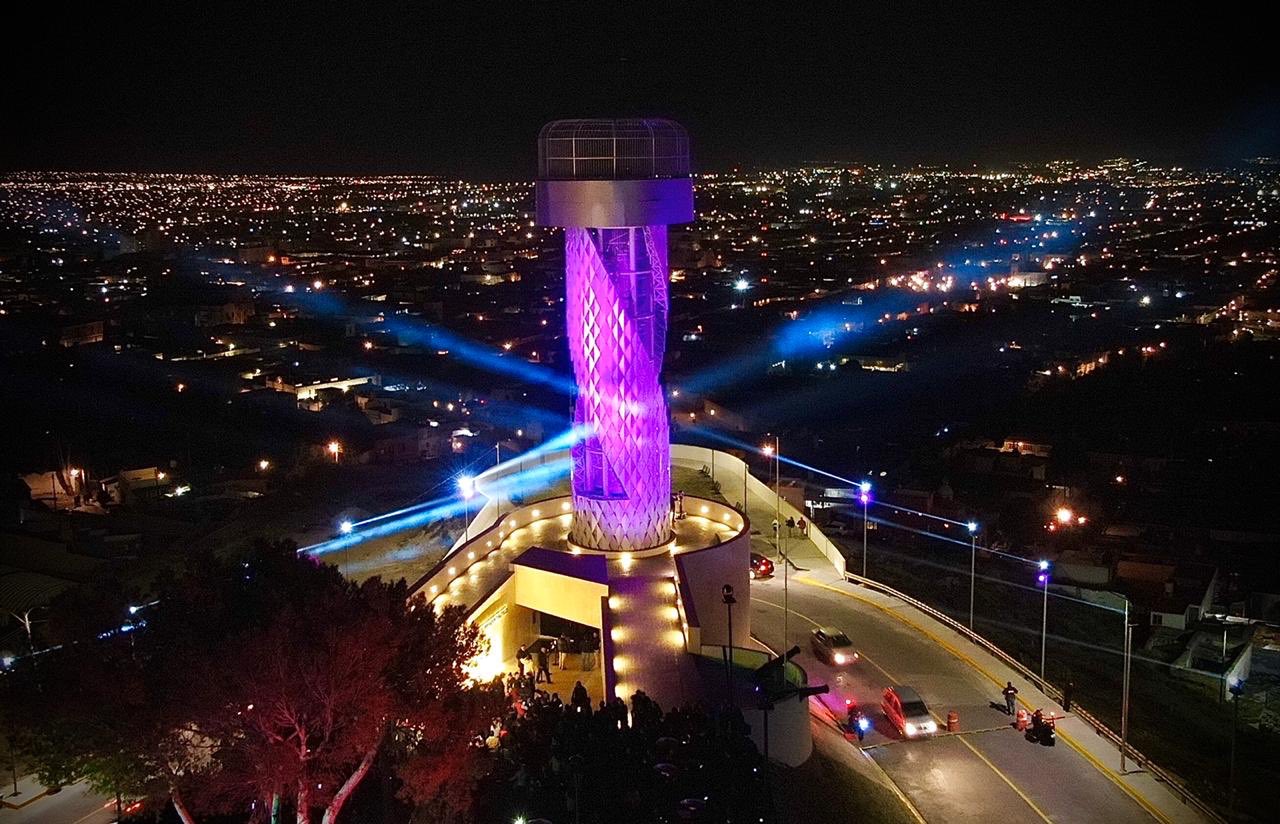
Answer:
[{"left": 749, "top": 569, "right": 1158, "bottom": 824}]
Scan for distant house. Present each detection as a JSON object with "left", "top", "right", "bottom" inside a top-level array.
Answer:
[
  {"left": 102, "top": 467, "right": 173, "bottom": 506},
  {"left": 999, "top": 436, "right": 1052, "bottom": 458},
  {"left": 193, "top": 300, "right": 255, "bottom": 327},
  {"left": 1117, "top": 559, "right": 1218, "bottom": 630},
  {"left": 368, "top": 423, "right": 447, "bottom": 465},
  {"left": 58, "top": 320, "right": 105, "bottom": 347}
]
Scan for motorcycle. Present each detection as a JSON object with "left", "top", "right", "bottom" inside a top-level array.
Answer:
[
  {"left": 845, "top": 699, "right": 872, "bottom": 742},
  {"left": 1027, "top": 710, "right": 1056, "bottom": 746}
]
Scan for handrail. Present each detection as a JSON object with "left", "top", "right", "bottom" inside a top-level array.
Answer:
[{"left": 843, "top": 571, "right": 1225, "bottom": 823}]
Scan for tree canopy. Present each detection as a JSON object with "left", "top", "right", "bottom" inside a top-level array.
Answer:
[{"left": 1, "top": 540, "right": 498, "bottom": 824}]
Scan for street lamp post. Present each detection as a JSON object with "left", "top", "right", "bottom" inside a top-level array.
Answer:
[
  {"left": 967, "top": 521, "right": 979, "bottom": 631},
  {"left": 722, "top": 585, "right": 737, "bottom": 707},
  {"left": 1121, "top": 598, "right": 1133, "bottom": 772},
  {"left": 1229, "top": 678, "right": 1245, "bottom": 821},
  {"left": 763, "top": 438, "right": 787, "bottom": 647},
  {"left": 859, "top": 482, "right": 872, "bottom": 579},
  {"left": 494, "top": 443, "right": 502, "bottom": 517},
  {"left": 459, "top": 475, "right": 476, "bottom": 542},
  {"left": 1038, "top": 561, "right": 1050, "bottom": 681}
]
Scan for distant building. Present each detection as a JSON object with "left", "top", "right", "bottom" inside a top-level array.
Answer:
[
  {"left": 193, "top": 300, "right": 255, "bottom": 327},
  {"left": 267, "top": 373, "right": 380, "bottom": 401},
  {"left": 367, "top": 423, "right": 446, "bottom": 464},
  {"left": 58, "top": 320, "right": 105, "bottom": 347},
  {"left": 1117, "top": 559, "right": 1218, "bottom": 630}
]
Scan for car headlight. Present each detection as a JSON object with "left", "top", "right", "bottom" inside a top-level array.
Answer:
[
  {"left": 834, "top": 652, "right": 847, "bottom": 665},
  {"left": 922, "top": 721, "right": 937, "bottom": 733},
  {"left": 904, "top": 723, "right": 917, "bottom": 737}
]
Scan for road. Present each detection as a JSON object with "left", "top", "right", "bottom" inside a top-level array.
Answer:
[
  {"left": 0, "top": 781, "right": 116, "bottom": 824},
  {"left": 749, "top": 570, "right": 1156, "bottom": 824}
]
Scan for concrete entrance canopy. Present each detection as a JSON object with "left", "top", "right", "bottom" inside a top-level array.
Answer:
[{"left": 408, "top": 493, "right": 751, "bottom": 708}]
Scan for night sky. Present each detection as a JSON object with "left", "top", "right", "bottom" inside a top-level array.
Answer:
[{"left": 5, "top": 1, "right": 1276, "bottom": 176}]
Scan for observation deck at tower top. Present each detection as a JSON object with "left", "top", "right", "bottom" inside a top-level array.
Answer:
[
  {"left": 535, "top": 118, "right": 695, "bottom": 232},
  {"left": 537, "top": 118, "right": 690, "bottom": 181}
]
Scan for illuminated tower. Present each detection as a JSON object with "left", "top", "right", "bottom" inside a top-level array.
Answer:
[{"left": 537, "top": 119, "right": 694, "bottom": 552}]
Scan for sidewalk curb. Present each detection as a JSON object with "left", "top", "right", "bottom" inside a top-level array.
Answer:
[
  {"left": 1, "top": 788, "right": 53, "bottom": 811},
  {"left": 797, "top": 574, "right": 1185, "bottom": 824}
]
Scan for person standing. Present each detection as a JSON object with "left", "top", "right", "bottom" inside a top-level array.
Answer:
[
  {"left": 558, "top": 633, "right": 570, "bottom": 670},
  {"left": 516, "top": 644, "right": 530, "bottom": 678},
  {"left": 1062, "top": 680, "right": 1074, "bottom": 712},
  {"left": 535, "top": 645, "right": 553, "bottom": 684},
  {"left": 1002, "top": 681, "right": 1019, "bottom": 716},
  {"left": 571, "top": 680, "right": 590, "bottom": 711}
]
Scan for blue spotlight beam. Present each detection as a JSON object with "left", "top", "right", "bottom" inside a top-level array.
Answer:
[
  {"left": 678, "top": 426, "right": 1038, "bottom": 567},
  {"left": 476, "top": 424, "right": 592, "bottom": 486},
  {"left": 297, "top": 456, "right": 573, "bottom": 558},
  {"left": 221, "top": 262, "right": 577, "bottom": 395}
]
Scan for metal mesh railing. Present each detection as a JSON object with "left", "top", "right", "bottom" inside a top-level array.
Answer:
[{"left": 538, "top": 118, "right": 690, "bottom": 180}]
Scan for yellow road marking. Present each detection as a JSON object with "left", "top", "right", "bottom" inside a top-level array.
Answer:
[
  {"left": 953, "top": 733, "right": 1054, "bottom": 823},
  {"left": 756, "top": 595, "right": 1053, "bottom": 823},
  {"left": 794, "top": 575, "right": 1173, "bottom": 824}
]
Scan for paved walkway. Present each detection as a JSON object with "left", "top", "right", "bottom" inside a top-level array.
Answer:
[{"left": 606, "top": 573, "right": 701, "bottom": 707}]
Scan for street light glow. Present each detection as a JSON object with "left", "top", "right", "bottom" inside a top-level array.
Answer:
[
  {"left": 1038, "top": 559, "right": 1050, "bottom": 571},
  {"left": 761, "top": 444, "right": 774, "bottom": 456},
  {"left": 859, "top": 481, "right": 872, "bottom": 493},
  {"left": 459, "top": 474, "right": 476, "bottom": 499},
  {"left": 967, "top": 521, "right": 978, "bottom": 533},
  {"left": 1055, "top": 507, "right": 1074, "bottom": 525},
  {"left": 734, "top": 278, "right": 751, "bottom": 291},
  {"left": 340, "top": 520, "right": 354, "bottom": 534}
]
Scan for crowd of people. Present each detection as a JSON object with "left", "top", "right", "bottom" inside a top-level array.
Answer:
[{"left": 471, "top": 673, "right": 774, "bottom": 823}]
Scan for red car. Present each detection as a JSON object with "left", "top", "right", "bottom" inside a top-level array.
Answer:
[
  {"left": 881, "top": 685, "right": 937, "bottom": 738},
  {"left": 749, "top": 552, "right": 775, "bottom": 579}
]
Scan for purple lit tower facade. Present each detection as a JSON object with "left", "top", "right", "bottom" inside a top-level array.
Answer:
[{"left": 537, "top": 120, "right": 694, "bottom": 552}]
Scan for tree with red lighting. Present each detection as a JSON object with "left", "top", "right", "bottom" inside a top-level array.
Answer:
[{"left": 2, "top": 540, "right": 495, "bottom": 824}]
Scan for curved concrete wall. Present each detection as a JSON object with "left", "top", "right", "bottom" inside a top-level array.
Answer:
[{"left": 671, "top": 443, "right": 846, "bottom": 576}]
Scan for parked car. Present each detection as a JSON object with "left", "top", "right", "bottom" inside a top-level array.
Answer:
[{"left": 749, "top": 552, "right": 775, "bottom": 579}]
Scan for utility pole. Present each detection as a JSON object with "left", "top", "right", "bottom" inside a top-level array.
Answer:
[
  {"left": 1229, "top": 679, "right": 1244, "bottom": 821},
  {"left": 1121, "top": 599, "right": 1132, "bottom": 772},
  {"left": 723, "top": 585, "right": 737, "bottom": 707}
]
